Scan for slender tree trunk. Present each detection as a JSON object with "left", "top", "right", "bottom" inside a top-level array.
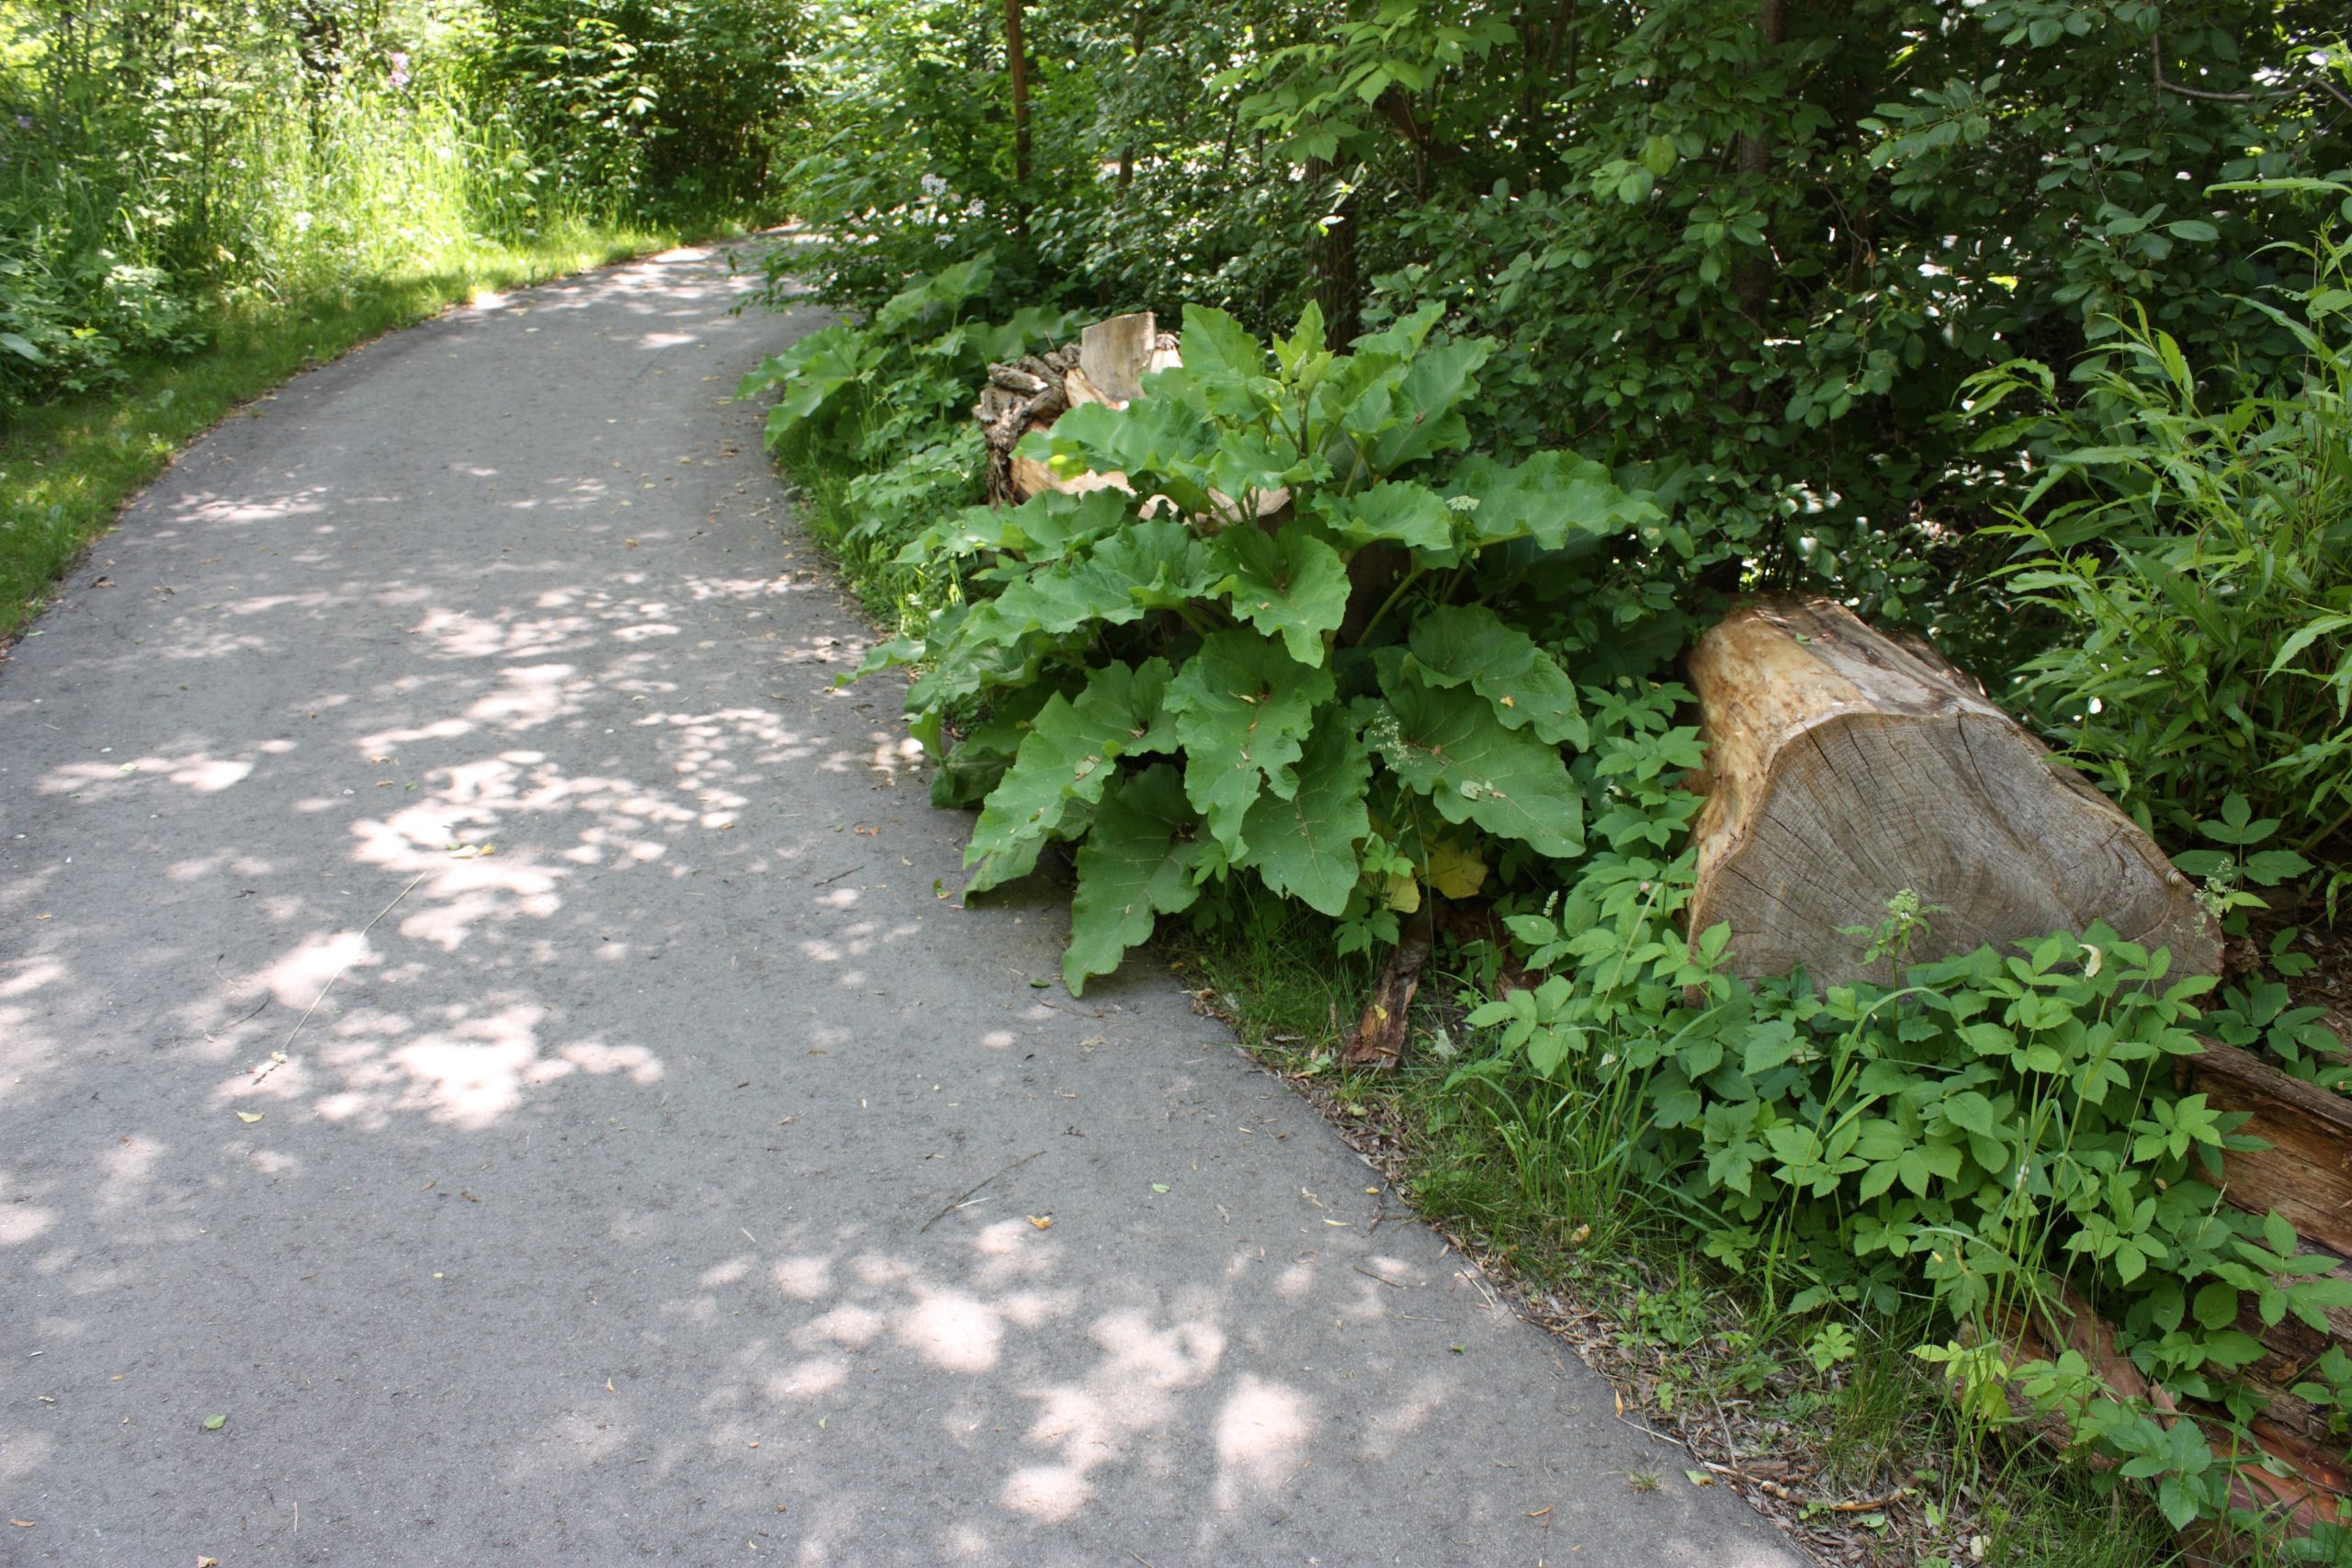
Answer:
[
  {"left": 1005, "top": 0, "right": 1031, "bottom": 188},
  {"left": 1734, "top": 0, "right": 1789, "bottom": 313},
  {"left": 1303, "top": 156, "right": 1362, "bottom": 344}
]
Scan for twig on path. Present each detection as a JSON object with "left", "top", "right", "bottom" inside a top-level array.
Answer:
[
  {"left": 917, "top": 1150, "right": 1043, "bottom": 1234},
  {"left": 206, "top": 992, "right": 273, "bottom": 1042},
  {"left": 812, "top": 865, "right": 861, "bottom": 887},
  {"left": 280, "top": 871, "right": 429, "bottom": 1053}
]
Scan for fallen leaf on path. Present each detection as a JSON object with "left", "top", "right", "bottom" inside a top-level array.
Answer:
[
  {"left": 1026, "top": 1215, "right": 1053, "bottom": 1230},
  {"left": 8, "top": 1519, "right": 32, "bottom": 1528},
  {"left": 234, "top": 1111, "right": 263, "bottom": 1124},
  {"left": 200, "top": 1558, "right": 219, "bottom": 1567},
  {"left": 1684, "top": 1470, "right": 1713, "bottom": 1487},
  {"left": 201, "top": 1414, "right": 226, "bottom": 1431},
  {"left": 606, "top": 1379, "right": 616, "bottom": 1393},
  {"left": 1150, "top": 1184, "right": 1170, "bottom": 1194}
]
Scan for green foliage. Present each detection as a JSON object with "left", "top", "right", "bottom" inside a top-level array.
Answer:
[
  {"left": 1976, "top": 205, "right": 2352, "bottom": 882},
  {"left": 467, "top": 0, "right": 801, "bottom": 215},
  {"left": 1464, "top": 847, "right": 2352, "bottom": 1549},
  {"left": 857, "top": 299, "right": 1660, "bottom": 991},
  {"left": 0, "top": 0, "right": 790, "bottom": 423}
]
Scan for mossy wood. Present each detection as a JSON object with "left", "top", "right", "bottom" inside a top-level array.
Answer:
[{"left": 1686, "top": 596, "right": 2221, "bottom": 987}]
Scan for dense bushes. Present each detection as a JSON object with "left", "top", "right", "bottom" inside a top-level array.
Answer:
[{"left": 0, "top": 0, "right": 797, "bottom": 423}]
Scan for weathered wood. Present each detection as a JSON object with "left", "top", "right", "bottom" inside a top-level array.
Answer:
[
  {"left": 1078, "top": 311, "right": 1159, "bottom": 404},
  {"left": 980, "top": 317, "right": 1184, "bottom": 504},
  {"left": 1687, "top": 596, "right": 2221, "bottom": 987},
  {"left": 1341, "top": 906, "right": 1433, "bottom": 1070},
  {"left": 976, "top": 343, "right": 1078, "bottom": 504},
  {"left": 2183, "top": 1041, "right": 2352, "bottom": 1258}
]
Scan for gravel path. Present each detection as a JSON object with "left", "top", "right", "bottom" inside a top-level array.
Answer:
[{"left": 0, "top": 243, "right": 1804, "bottom": 1567}]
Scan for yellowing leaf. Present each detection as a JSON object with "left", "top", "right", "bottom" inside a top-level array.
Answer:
[
  {"left": 1426, "top": 838, "right": 1487, "bottom": 899},
  {"left": 1383, "top": 871, "right": 1421, "bottom": 913},
  {"left": 1026, "top": 1214, "right": 1053, "bottom": 1229},
  {"left": 234, "top": 1111, "right": 264, "bottom": 1124}
]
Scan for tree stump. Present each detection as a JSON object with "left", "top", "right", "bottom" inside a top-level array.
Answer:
[{"left": 1686, "top": 596, "right": 2220, "bottom": 986}]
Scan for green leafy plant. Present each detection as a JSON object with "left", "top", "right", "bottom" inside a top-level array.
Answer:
[
  {"left": 865, "top": 301, "right": 1662, "bottom": 991},
  {"left": 1460, "top": 848, "right": 2352, "bottom": 1548},
  {"left": 1973, "top": 207, "right": 2352, "bottom": 890}
]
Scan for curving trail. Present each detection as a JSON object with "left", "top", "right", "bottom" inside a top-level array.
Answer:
[{"left": 0, "top": 244, "right": 1803, "bottom": 1566}]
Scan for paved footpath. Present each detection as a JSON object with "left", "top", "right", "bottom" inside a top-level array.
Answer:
[{"left": 0, "top": 244, "right": 1804, "bottom": 1567}]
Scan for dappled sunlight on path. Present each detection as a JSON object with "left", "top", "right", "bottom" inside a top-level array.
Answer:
[{"left": 0, "top": 245, "right": 1803, "bottom": 1565}]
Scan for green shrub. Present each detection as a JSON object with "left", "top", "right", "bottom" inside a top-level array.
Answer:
[
  {"left": 1972, "top": 207, "right": 2352, "bottom": 892},
  {"left": 849, "top": 300, "right": 1668, "bottom": 992}
]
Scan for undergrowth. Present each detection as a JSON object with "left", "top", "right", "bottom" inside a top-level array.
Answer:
[
  {"left": 1174, "top": 912, "right": 2192, "bottom": 1568},
  {"left": 742, "top": 221, "right": 2352, "bottom": 1562}
]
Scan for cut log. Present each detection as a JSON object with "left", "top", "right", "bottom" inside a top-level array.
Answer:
[
  {"left": 1078, "top": 311, "right": 1159, "bottom": 404},
  {"left": 2182, "top": 1042, "right": 2352, "bottom": 1258},
  {"left": 979, "top": 316, "right": 1182, "bottom": 505},
  {"left": 1687, "top": 596, "right": 2221, "bottom": 987},
  {"left": 976, "top": 342, "right": 1078, "bottom": 505}
]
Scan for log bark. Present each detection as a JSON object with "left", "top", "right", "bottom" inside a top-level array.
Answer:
[
  {"left": 2183, "top": 1041, "right": 2352, "bottom": 1258},
  {"left": 1687, "top": 597, "right": 2221, "bottom": 987},
  {"left": 1340, "top": 905, "right": 1433, "bottom": 1070}
]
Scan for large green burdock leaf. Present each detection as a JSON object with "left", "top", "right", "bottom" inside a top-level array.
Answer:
[
  {"left": 1364, "top": 667, "right": 1584, "bottom": 859},
  {"left": 900, "top": 488, "right": 1128, "bottom": 566},
  {"left": 1365, "top": 337, "right": 1490, "bottom": 471},
  {"left": 1035, "top": 398, "right": 1219, "bottom": 513},
  {"left": 1447, "top": 451, "right": 1659, "bottom": 550},
  {"left": 1064, "top": 764, "right": 1204, "bottom": 994},
  {"left": 1317, "top": 481, "right": 1454, "bottom": 552},
  {"left": 958, "top": 522, "right": 1213, "bottom": 649},
  {"left": 1237, "top": 708, "right": 1370, "bottom": 916},
  {"left": 1163, "top": 630, "right": 1335, "bottom": 857},
  {"left": 1404, "top": 604, "right": 1588, "bottom": 748},
  {"left": 1089, "top": 522, "right": 1216, "bottom": 611},
  {"left": 1209, "top": 522, "right": 1350, "bottom": 666},
  {"left": 966, "top": 660, "right": 1176, "bottom": 892}
]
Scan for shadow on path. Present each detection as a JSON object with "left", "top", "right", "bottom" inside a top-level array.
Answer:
[{"left": 0, "top": 245, "right": 1804, "bottom": 1566}]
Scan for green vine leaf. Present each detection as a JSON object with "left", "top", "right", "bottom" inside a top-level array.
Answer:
[
  {"left": 1210, "top": 522, "right": 1350, "bottom": 666},
  {"left": 1404, "top": 604, "right": 1588, "bottom": 746},
  {"left": 1164, "top": 630, "right": 1336, "bottom": 857},
  {"left": 1237, "top": 708, "right": 1372, "bottom": 915},
  {"left": 1363, "top": 666, "right": 1584, "bottom": 859},
  {"left": 1064, "top": 764, "right": 1204, "bottom": 994}
]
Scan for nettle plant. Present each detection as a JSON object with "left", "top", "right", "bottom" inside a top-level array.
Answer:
[{"left": 865, "top": 302, "right": 1662, "bottom": 990}]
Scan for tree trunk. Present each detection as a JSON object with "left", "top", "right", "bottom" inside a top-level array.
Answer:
[
  {"left": 1733, "top": 0, "right": 1788, "bottom": 314},
  {"left": 1006, "top": 0, "right": 1031, "bottom": 189},
  {"left": 1303, "top": 157, "right": 1362, "bottom": 345},
  {"left": 1686, "top": 597, "right": 2220, "bottom": 987}
]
